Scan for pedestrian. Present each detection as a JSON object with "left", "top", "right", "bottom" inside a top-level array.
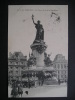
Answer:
[
  {"left": 35, "top": 81, "right": 37, "bottom": 88},
  {"left": 29, "top": 82, "right": 31, "bottom": 88},
  {"left": 39, "top": 80, "right": 40, "bottom": 86},
  {"left": 11, "top": 82, "right": 18, "bottom": 98},
  {"left": 41, "top": 80, "right": 43, "bottom": 86},
  {"left": 58, "top": 79, "right": 60, "bottom": 85},
  {"left": 18, "top": 83, "right": 23, "bottom": 97}
]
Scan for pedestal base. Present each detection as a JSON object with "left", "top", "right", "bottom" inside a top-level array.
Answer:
[
  {"left": 32, "top": 49, "right": 44, "bottom": 67},
  {"left": 30, "top": 40, "right": 47, "bottom": 67}
]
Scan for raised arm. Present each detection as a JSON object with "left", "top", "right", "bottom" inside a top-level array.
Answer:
[{"left": 32, "top": 14, "right": 36, "bottom": 25}]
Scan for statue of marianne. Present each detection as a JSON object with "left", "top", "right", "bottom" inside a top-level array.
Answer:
[{"left": 32, "top": 14, "right": 44, "bottom": 41}]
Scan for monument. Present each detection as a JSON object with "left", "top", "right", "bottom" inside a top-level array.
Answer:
[
  {"left": 22, "top": 15, "right": 58, "bottom": 86},
  {"left": 30, "top": 14, "right": 47, "bottom": 67}
]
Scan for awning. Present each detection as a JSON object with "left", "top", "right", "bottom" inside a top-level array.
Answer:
[{"left": 22, "top": 66, "right": 55, "bottom": 72}]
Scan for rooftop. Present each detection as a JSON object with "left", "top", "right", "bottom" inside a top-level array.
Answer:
[{"left": 8, "top": 52, "right": 27, "bottom": 60}]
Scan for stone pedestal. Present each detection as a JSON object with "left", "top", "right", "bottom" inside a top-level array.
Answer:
[
  {"left": 32, "top": 49, "right": 44, "bottom": 67},
  {"left": 30, "top": 40, "right": 47, "bottom": 67}
]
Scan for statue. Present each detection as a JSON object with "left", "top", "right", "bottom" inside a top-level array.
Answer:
[
  {"left": 27, "top": 53, "right": 36, "bottom": 66},
  {"left": 44, "top": 54, "right": 52, "bottom": 67},
  {"left": 32, "top": 14, "right": 44, "bottom": 41}
]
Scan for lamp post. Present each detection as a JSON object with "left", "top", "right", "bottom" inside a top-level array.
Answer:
[{"left": 27, "top": 61, "right": 30, "bottom": 89}]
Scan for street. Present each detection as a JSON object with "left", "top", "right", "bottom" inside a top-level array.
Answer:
[{"left": 8, "top": 83, "right": 67, "bottom": 97}]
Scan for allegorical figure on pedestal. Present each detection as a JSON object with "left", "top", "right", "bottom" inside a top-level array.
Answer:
[
  {"left": 32, "top": 14, "right": 44, "bottom": 41},
  {"left": 44, "top": 53, "right": 52, "bottom": 67}
]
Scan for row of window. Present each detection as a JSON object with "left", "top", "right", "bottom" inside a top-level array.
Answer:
[
  {"left": 8, "top": 61, "right": 27, "bottom": 65},
  {"left": 22, "top": 73, "right": 38, "bottom": 77},
  {"left": 8, "top": 71, "right": 18, "bottom": 75},
  {"left": 9, "top": 76, "right": 19, "bottom": 79},
  {"left": 8, "top": 66, "right": 25, "bottom": 69},
  {"left": 58, "top": 75, "right": 67, "bottom": 78},
  {"left": 54, "top": 64, "right": 67, "bottom": 69},
  {"left": 57, "top": 71, "right": 67, "bottom": 74}
]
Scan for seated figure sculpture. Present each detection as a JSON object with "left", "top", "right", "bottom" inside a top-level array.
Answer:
[
  {"left": 44, "top": 53, "right": 52, "bottom": 67},
  {"left": 27, "top": 53, "right": 36, "bottom": 66}
]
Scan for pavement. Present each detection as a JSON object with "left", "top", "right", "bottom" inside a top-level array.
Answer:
[{"left": 8, "top": 83, "right": 67, "bottom": 98}]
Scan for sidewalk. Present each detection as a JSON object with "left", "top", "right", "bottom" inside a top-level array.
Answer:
[
  {"left": 8, "top": 83, "right": 67, "bottom": 97},
  {"left": 43, "top": 82, "right": 67, "bottom": 87},
  {"left": 22, "top": 84, "right": 67, "bottom": 97},
  {"left": 33, "top": 86, "right": 67, "bottom": 97}
]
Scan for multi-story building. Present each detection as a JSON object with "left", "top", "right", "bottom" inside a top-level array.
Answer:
[
  {"left": 53, "top": 54, "right": 68, "bottom": 82},
  {"left": 8, "top": 52, "right": 68, "bottom": 86},
  {"left": 8, "top": 52, "right": 27, "bottom": 83},
  {"left": 8, "top": 52, "right": 56, "bottom": 86}
]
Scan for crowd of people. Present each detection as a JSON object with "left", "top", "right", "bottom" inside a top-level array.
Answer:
[{"left": 10, "top": 81, "right": 23, "bottom": 97}]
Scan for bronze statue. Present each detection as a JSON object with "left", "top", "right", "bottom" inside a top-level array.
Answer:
[{"left": 32, "top": 14, "right": 44, "bottom": 41}]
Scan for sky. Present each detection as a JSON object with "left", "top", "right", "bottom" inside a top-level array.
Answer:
[{"left": 8, "top": 5, "right": 68, "bottom": 60}]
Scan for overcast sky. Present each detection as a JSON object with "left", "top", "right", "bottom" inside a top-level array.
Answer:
[{"left": 8, "top": 5, "right": 68, "bottom": 60}]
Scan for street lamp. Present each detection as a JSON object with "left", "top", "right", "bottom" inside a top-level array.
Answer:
[{"left": 27, "top": 62, "right": 30, "bottom": 89}]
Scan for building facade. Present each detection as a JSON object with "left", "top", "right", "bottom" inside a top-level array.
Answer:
[
  {"left": 8, "top": 52, "right": 56, "bottom": 86},
  {"left": 8, "top": 52, "right": 68, "bottom": 85},
  {"left": 8, "top": 52, "right": 27, "bottom": 83},
  {"left": 53, "top": 54, "right": 68, "bottom": 82}
]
